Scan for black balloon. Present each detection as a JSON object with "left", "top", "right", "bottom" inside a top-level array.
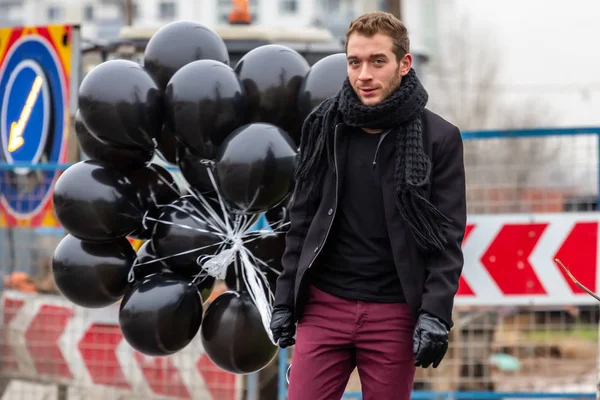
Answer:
[
  {"left": 127, "top": 163, "right": 180, "bottom": 240},
  {"left": 234, "top": 45, "right": 310, "bottom": 145},
  {"left": 53, "top": 160, "right": 145, "bottom": 241},
  {"left": 78, "top": 59, "right": 162, "bottom": 150},
  {"left": 247, "top": 232, "right": 286, "bottom": 271},
  {"left": 223, "top": 261, "right": 272, "bottom": 299},
  {"left": 264, "top": 194, "right": 292, "bottom": 231},
  {"left": 52, "top": 234, "right": 135, "bottom": 308},
  {"left": 152, "top": 195, "right": 222, "bottom": 277},
  {"left": 178, "top": 146, "right": 217, "bottom": 196},
  {"left": 119, "top": 273, "right": 203, "bottom": 356},
  {"left": 156, "top": 125, "right": 180, "bottom": 165},
  {"left": 224, "top": 261, "right": 245, "bottom": 291},
  {"left": 75, "top": 109, "right": 154, "bottom": 168},
  {"left": 297, "top": 53, "right": 348, "bottom": 122},
  {"left": 128, "top": 163, "right": 180, "bottom": 209},
  {"left": 215, "top": 123, "right": 298, "bottom": 213},
  {"left": 247, "top": 232, "right": 285, "bottom": 293},
  {"left": 144, "top": 20, "right": 230, "bottom": 90},
  {"left": 130, "top": 240, "right": 170, "bottom": 281},
  {"left": 132, "top": 239, "right": 215, "bottom": 301},
  {"left": 165, "top": 59, "right": 246, "bottom": 158},
  {"left": 201, "top": 291, "right": 278, "bottom": 374}
]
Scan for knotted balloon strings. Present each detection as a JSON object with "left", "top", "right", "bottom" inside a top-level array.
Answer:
[
  {"left": 129, "top": 163, "right": 283, "bottom": 343},
  {"left": 194, "top": 166, "right": 276, "bottom": 343},
  {"left": 127, "top": 165, "right": 228, "bottom": 283}
]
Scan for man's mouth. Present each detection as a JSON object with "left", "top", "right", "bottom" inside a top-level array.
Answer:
[{"left": 359, "top": 87, "right": 377, "bottom": 96}]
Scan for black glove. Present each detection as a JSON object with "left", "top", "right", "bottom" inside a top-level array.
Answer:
[
  {"left": 270, "top": 305, "right": 296, "bottom": 348},
  {"left": 413, "top": 311, "right": 449, "bottom": 368}
]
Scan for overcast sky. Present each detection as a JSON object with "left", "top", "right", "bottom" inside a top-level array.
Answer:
[{"left": 449, "top": 0, "right": 600, "bottom": 127}]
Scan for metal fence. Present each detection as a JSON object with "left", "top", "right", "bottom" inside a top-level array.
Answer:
[{"left": 1, "top": 127, "right": 600, "bottom": 400}]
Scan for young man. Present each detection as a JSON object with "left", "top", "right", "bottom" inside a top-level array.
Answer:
[{"left": 270, "top": 11, "right": 467, "bottom": 400}]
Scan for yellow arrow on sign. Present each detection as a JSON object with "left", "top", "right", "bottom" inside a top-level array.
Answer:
[{"left": 8, "top": 75, "right": 44, "bottom": 153}]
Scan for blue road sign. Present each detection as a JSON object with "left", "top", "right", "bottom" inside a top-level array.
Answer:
[{"left": 0, "top": 33, "right": 68, "bottom": 219}]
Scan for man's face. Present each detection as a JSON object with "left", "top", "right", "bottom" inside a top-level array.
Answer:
[{"left": 346, "top": 32, "right": 412, "bottom": 106}]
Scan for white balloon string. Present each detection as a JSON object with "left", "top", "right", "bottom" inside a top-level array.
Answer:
[
  {"left": 237, "top": 244, "right": 275, "bottom": 344},
  {"left": 177, "top": 183, "right": 223, "bottom": 228},
  {"left": 128, "top": 264, "right": 137, "bottom": 283},
  {"left": 164, "top": 203, "right": 226, "bottom": 234},
  {"left": 238, "top": 190, "right": 261, "bottom": 216},
  {"left": 136, "top": 161, "right": 279, "bottom": 340},
  {"left": 199, "top": 246, "right": 237, "bottom": 280},
  {"left": 243, "top": 247, "right": 279, "bottom": 282},
  {"left": 128, "top": 258, "right": 165, "bottom": 283},
  {"left": 141, "top": 209, "right": 150, "bottom": 230},
  {"left": 192, "top": 195, "right": 230, "bottom": 233},
  {"left": 204, "top": 167, "right": 234, "bottom": 234},
  {"left": 134, "top": 241, "right": 226, "bottom": 267},
  {"left": 144, "top": 216, "right": 229, "bottom": 239},
  {"left": 190, "top": 196, "right": 275, "bottom": 341}
]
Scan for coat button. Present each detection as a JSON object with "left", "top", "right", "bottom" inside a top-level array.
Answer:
[{"left": 327, "top": 208, "right": 333, "bottom": 215}]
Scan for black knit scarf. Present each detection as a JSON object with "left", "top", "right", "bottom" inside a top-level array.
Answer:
[{"left": 295, "top": 68, "right": 452, "bottom": 253}]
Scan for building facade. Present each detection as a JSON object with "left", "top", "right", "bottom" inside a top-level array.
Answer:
[
  {"left": 0, "top": 0, "right": 436, "bottom": 78},
  {"left": 0, "top": 0, "right": 386, "bottom": 41}
]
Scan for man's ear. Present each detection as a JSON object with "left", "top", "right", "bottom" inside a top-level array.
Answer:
[{"left": 400, "top": 53, "right": 413, "bottom": 76}]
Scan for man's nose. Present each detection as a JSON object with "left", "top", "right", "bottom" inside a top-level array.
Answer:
[{"left": 358, "top": 65, "right": 373, "bottom": 81}]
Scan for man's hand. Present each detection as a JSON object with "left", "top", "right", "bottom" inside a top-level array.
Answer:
[
  {"left": 270, "top": 305, "right": 296, "bottom": 348},
  {"left": 413, "top": 311, "right": 449, "bottom": 368}
]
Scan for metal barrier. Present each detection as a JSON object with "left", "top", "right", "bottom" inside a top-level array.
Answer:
[
  {"left": 275, "top": 127, "right": 600, "bottom": 400},
  {"left": 1, "top": 127, "right": 600, "bottom": 400}
]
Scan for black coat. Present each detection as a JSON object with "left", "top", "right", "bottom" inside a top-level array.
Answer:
[{"left": 274, "top": 108, "right": 467, "bottom": 328}]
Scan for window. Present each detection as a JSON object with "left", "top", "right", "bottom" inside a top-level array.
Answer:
[
  {"left": 84, "top": 6, "right": 94, "bottom": 21},
  {"left": 0, "top": 4, "right": 21, "bottom": 26},
  {"left": 159, "top": 1, "right": 176, "bottom": 19},
  {"left": 279, "top": 0, "right": 297, "bottom": 14},
  {"left": 47, "top": 6, "right": 63, "bottom": 21}
]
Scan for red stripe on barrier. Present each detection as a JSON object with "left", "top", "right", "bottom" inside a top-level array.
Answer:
[
  {"left": 78, "top": 323, "right": 130, "bottom": 388},
  {"left": 481, "top": 223, "right": 548, "bottom": 295},
  {"left": 24, "top": 304, "right": 73, "bottom": 378},
  {"left": 197, "top": 354, "right": 237, "bottom": 400},
  {"left": 555, "top": 222, "right": 598, "bottom": 294},
  {"left": 457, "top": 224, "right": 476, "bottom": 295},
  {"left": 2, "top": 298, "right": 24, "bottom": 371},
  {"left": 134, "top": 352, "right": 191, "bottom": 398}
]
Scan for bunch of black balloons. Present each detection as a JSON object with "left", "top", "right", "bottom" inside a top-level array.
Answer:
[{"left": 51, "top": 20, "right": 347, "bottom": 374}]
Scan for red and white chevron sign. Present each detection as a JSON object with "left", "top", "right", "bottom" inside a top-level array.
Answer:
[
  {"left": 0, "top": 291, "right": 243, "bottom": 400},
  {"left": 456, "top": 213, "right": 600, "bottom": 305}
]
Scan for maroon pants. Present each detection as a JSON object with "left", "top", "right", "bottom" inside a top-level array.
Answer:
[{"left": 287, "top": 285, "right": 416, "bottom": 400}]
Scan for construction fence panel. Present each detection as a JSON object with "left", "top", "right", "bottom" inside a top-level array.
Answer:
[{"left": 276, "top": 128, "right": 600, "bottom": 400}]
